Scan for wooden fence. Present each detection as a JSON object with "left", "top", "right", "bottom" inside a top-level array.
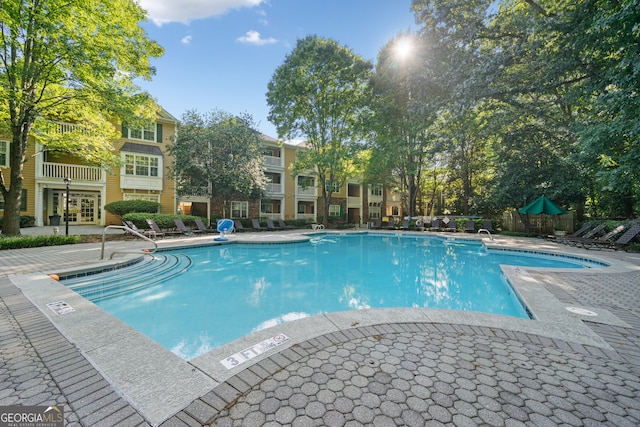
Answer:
[{"left": 502, "top": 210, "right": 575, "bottom": 234}]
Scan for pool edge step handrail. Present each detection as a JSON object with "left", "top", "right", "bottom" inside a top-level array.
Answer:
[
  {"left": 478, "top": 228, "right": 493, "bottom": 241},
  {"left": 101, "top": 225, "right": 158, "bottom": 260}
]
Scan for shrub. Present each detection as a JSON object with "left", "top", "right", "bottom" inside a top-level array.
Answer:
[
  {"left": 0, "top": 235, "right": 81, "bottom": 250},
  {"left": 104, "top": 200, "right": 160, "bottom": 217},
  {"left": 0, "top": 215, "right": 36, "bottom": 228}
]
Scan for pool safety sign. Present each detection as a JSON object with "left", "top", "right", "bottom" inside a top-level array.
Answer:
[
  {"left": 46, "top": 301, "right": 75, "bottom": 315},
  {"left": 221, "top": 334, "right": 290, "bottom": 369}
]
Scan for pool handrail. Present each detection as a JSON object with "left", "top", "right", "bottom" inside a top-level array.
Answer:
[
  {"left": 101, "top": 225, "right": 157, "bottom": 260},
  {"left": 478, "top": 228, "right": 493, "bottom": 240}
]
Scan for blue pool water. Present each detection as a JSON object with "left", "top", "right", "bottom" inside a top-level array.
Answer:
[{"left": 64, "top": 234, "right": 603, "bottom": 360}]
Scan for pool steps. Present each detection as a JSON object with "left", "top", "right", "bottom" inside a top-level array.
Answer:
[{"left": 61, "top": 254, "right": 192, "bottom": 301}]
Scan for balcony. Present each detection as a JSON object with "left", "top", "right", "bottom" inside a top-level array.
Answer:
[
  {"left": 263, "top": 155, "right": 284, "bottom": 168},
  {"left": 265, "top": 182, "right": 283, "bottom": 195},
  {"left": 297, "top": 186, "right": 317, "bottom": 197},
  {"left": 40, "top": 162, "right": 104, "bottom": 182}
]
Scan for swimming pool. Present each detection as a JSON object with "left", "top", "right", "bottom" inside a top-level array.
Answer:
[{"left": 61, "top": 233, "right": 603, "bottom": 360}]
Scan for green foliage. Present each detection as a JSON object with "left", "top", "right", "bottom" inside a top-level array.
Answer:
[
  {"left": 0, "top": 0, "right": 163, "bottom": 235},
  {"left": 407, "top": 0, "right": 640, "bottom": 218},
  {"left": 169, "top": 110, "right": 266, "bottom": 207},
  {"left": 0, "top": 235, "right": 81, "bottom": 250},
  {"left": 0, "top": 216, "right": 35, "bottom": 228},
  {"left": 104, "top": 200, "right": 160, "bottom": 217},
  {"left": 266, "top": 35, "right": 373, "bottom": 224}
]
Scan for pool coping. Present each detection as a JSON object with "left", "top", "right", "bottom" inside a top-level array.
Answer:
[{"left": 10, "top": 230, "right": 639, "bottom": 426}]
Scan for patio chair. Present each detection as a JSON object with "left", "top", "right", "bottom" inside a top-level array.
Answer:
[
  {"left": 122, "top": 220, "right": 157, "bottom": 240},
  {"left": 386, "top": 218, "right": 396, "bottom": 230},
  {"left": 174, "top": 218, "right": 202, "bottom": 236},
  {"left": 609, "top": 223, "right": 640, "bottom": 250},
  {"left": 370, "top": 219, "right": 382, "bottom": 229},
  {"left": 278, "top": 219, "right": 296, "bottom": 230},
  {"left": 266, "top": 219, "right": 282, "bottom": 231},
  {"left": 464, "top": 220, "right": 476, "bottom": 233},
  {"left": 400, "top": 220, "right": 410, "bottom": 231},
  {"left": 233, "top": 219, "right": 247, "bottom": 232},
  {"left": 145, "top": 218, "right": 170, "bottom": 238},
  {"left": 481, "top": 220, "right": 494, "bottom": 232},
  {"left": 445, "top": 220, "right": 457, "bottom": 232},
  {"left": 430, "top": 219, "right": 441, "bottom": 230},
  {"left": 251, "top": 219, "right": 265, "bottom": 231},
  {"left": 567, "top": 223, "right": 594, "bottom": 238},
  {"left": 562, "top": 223, "right": 607, "bottom": 246},
  {"left": 194, "top": 218, "right": 216, "bottom": 233},
  {"left": 566, "top": 224, "right": 625, "bottom": 249}
]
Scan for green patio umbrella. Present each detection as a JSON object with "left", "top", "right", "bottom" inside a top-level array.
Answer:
[{"left": 519, "top": 195, "right": 567, "bottom": 215}]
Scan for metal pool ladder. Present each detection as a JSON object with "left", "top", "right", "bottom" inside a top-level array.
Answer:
[
  {"left": 477, "top": 228, "right": 493, "bottom": 240},
  {"left": 101, "top": 225, "right": 158, "bottom": 260}
]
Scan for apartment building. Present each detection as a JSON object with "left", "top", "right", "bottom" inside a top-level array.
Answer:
[
  {"left": 0, "top": 108, "right": 179, "bottom": 227},
  {"left": 184, "top": 135, "right": 403, "bottom": 226}
]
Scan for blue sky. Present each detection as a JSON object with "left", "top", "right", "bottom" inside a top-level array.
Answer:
[{"left": 137, "top": 0, "right": 417, "bottom": 139}]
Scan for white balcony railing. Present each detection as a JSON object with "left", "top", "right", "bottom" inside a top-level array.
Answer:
[
  {"left": 41, "top": 162, "right": 104, "bottom": 182},
  {"left": 41, "top": 120, "right": 90, "bottom": 135},
  {"left": 263, "top": 155, "right": 284, "bottom": 168},
  {"left": 297, "top": 186, "right": 317, "bottom": 197},
  {"left": 266, "top": 183, "right": 283, "bottom": 194}
]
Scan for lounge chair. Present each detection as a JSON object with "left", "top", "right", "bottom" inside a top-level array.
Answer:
[
  {"left": 251, "top": 219, "right": 264, "bottom": 231},
  {"left": 278, "top": 219, "right": 296, "bottom": 230},
  {"left": 266, "top": 219, "right": 282, "bottom": 231},
  {"left": 566, "top": 224, "right": 625, "bottom": 249},
  {"left": 400, "top": 220, "right": 410, "bottom": 231},
  {"left": 122, "top": 220, "right": 157, "bottom": 240},
  {"left": 464, "top": 220, "right": 476, "bottom": 233},
  {"left": 562, "top": 223, "right": 607, "bottom": 246},
  {"left": 431, "top": 219, "right": 441, "bottom": 230},
  {"left": 608, "top": 223, "right": 640, "bottom": 250},
  {"left": 386, "top": 218, "right": 396, "bottom": 230},
  {"left": 568, "top": 223, "right": 594, "bottom": 238},
  {"left": 233, "top": 219, "right": 247, "bottom": 232},
  {"left": 481, "top": 220, "right": 494, "bottom": 232},
  {"left": 174, "top": 218, "right": 202, "bottom": 236},
  {"left": 445, "top": 220, "right": 457, "bottom": 232},
  {"left": 194, "top": 218, "right": 216, "bottom": 233},
  {"left": 370, "top": 219, "right": 382, "bottom": 229},
  {"left": 145, "top": 218, "right": 169, "bottom": 238}
]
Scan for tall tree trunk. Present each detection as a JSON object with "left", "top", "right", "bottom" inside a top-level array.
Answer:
[{"left": 1, "top": 185, "right": 23, "bottom": 235}]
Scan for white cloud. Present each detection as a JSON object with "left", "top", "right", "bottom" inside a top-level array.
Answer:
[
  {"left": 236, "top": 30, "right": 278, "bottom": 46},
  {"left": 139, "top": 0, "right": 266, "bottom": 26},
  {"left": 181, "top": 35, "right": 192, "bottom": 45}
]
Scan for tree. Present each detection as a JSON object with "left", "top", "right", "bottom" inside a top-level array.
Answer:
[
  {"left": 169, "top": 110, "right": 267, "bottom": 217},
  {"left": 266, "top": 35, "right": 373, "bottom": 226},
  {"left": 369, "top": 33, "right": 436, "bottom": 217},
  {"left": 0, "top": 0, "right": 163, "bottom": 235}
]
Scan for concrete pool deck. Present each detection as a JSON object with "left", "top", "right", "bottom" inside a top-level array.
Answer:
[{"left": 1, "top": 226, "right": 640, "bottom": 425}]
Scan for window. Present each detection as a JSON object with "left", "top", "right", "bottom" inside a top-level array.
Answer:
[
  {"left": 325, "top": 181, "right": 340, "bottom": 192},
  {"left": 122, "top": 123, "right": 163, "bottom": 142},
  {"left": 261, "top": 201, "right": 274, "bottom": 214},
  {"left": 231, "top": 201, "right": 248, "bottom": 218},
  {"left": 329, "top": 205, "right": 341, "bottom": 217},
  {"left": 123, "top": 154, "right": 160, "bottom": 177},
  {"left": 0, "top": 140, "right": 8, "bottom": 167},
  {"left": 370, "top": 185, "right": 382, "bottom": 196}
]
